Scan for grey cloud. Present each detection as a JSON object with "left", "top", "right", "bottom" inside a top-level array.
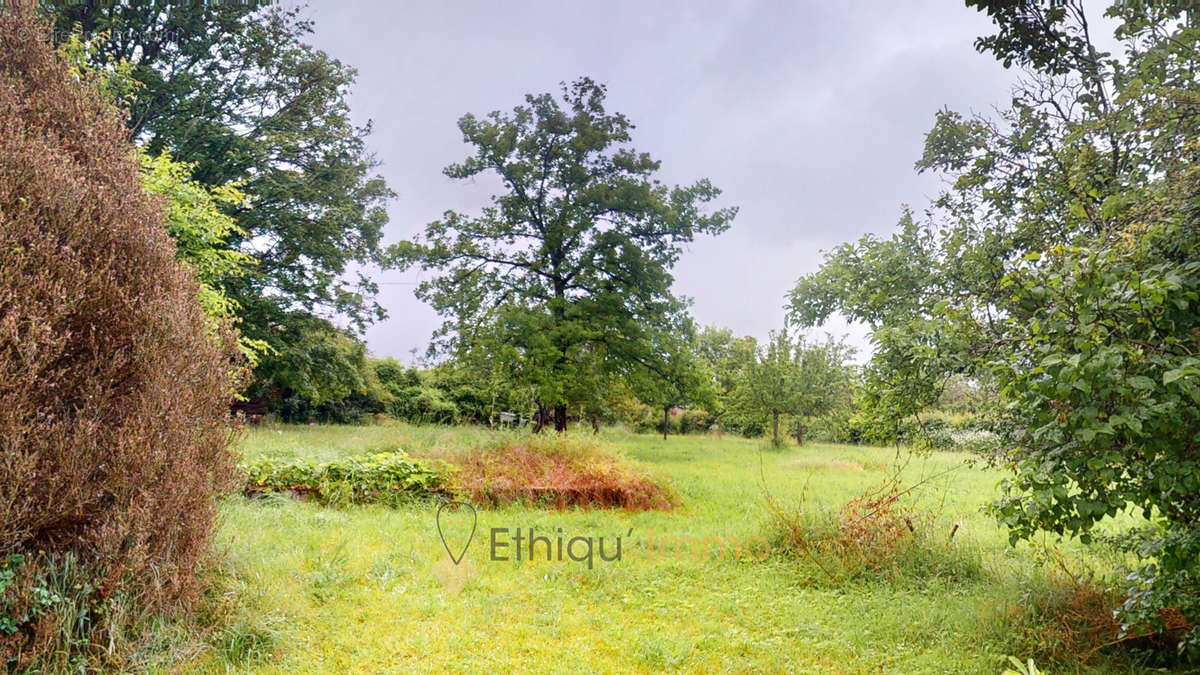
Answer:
[{"left": 296, "top": 0, "right": 1021, "bottom": 360}]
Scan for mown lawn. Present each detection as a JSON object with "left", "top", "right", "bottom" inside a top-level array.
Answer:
[{"left": 179, "top": 424, "right": 1145, "bottom": 673}]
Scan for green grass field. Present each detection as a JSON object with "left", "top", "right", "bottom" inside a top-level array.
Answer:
[{"left": 176, "top": 424, "right": 1147, "bottom": 673}]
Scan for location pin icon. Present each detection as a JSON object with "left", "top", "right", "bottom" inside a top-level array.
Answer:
[{"left": 436, "top": 500, "right": 477, "bottom": 565}]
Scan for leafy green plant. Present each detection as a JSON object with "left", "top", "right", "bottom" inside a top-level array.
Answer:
[{"left": 242, "top": 451, "right": 450, "bottom": 506}]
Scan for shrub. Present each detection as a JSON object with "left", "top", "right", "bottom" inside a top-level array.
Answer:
[
  {"left": 678, "top": 408, "right": 710, "bottom": 434},
  {"left": 985, "top": 564, "right": 1193, "bottom": 669},
  {"left": 424, "top": 436, "right": 677, "bottom": 511},
  {"left": 768, "top": 479, "right": 981, "bottom": 584},
  {"left": 243, "top": 452, "right": 450, "bottom": 507},
  {"left": 0, "top": 9, "right": 240, "bottom": 668},
  {"left": 948, "top": 429, "right": 1001, "bottom": 455}
]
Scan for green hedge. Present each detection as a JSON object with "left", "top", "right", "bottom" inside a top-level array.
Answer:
[{"left": 242, "top": 452, "right": 450, "bottom": 506}]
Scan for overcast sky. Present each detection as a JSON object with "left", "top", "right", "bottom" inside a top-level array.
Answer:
[{"left": 296, "top": 0, "right": 1019, "bottom": 363}]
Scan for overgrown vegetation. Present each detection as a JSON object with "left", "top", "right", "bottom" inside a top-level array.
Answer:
[
  {"left": 155, "top": 424, "right": 1176, "bottom": 671},
  {"left": 243, "top": 452, "right": 449, "bottom": 507},
  {"left": 422, "top": 436, "right": 676, "bottom": 510},
  {"left": 768, "top": 477, "right": 984, "bottom": 585},
  {"left": 790, "top": 1, "right": 1200, "bottom": 654},
  {"left": 0, "top": 8, "right": 240, "bottom": 668}
]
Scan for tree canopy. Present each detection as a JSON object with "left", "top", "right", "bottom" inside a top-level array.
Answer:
[
  {"left": 790, "top": 0, "right": 1200, "bottom": 650},
  {"left": 46, "top": 1, "right": 395, "bottom": 389},
  {"left": 397, "top": 77, "right": 736, "bottom": 431}
]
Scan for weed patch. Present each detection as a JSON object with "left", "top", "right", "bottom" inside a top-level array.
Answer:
[
  {"left": 990, "top": 563, "right": 1193, "bottom": 669},
  {"left": 424, "top": 436, "right": 676, "bottom": 511},
  {"left": 768, "top": 479, "right": 982, "bottom": 584},
  {"left": 242, "top": 451, "right": 450, "bottom": 506}
]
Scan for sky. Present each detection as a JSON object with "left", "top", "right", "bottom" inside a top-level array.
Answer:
[{"left": 295, "top": 0, "right": 1021, "bottom": 363}]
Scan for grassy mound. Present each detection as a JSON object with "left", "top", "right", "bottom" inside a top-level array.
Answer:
[{"left": 425, "top": 436, "right": 676, "bottom": 511}]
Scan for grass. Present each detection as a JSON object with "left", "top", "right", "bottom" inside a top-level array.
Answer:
[{"left": 161, "top": 423, "right": 1164, "bottom": 673}]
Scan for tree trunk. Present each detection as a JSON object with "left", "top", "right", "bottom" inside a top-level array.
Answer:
[
  {"left": 533, "top": 402, "right": 547, "bottom": 434},
  {"left": 796, "top": 423, "right": 804, "bottom": 446},
  {"left": 772, "top": 411, "right": 780, "bottom": 445},
  {"left": 663, "top": 406, "right": 670, "bottom": 440},
  {"left": 553, "top": 404, "right": 568, "bottom": 432}
]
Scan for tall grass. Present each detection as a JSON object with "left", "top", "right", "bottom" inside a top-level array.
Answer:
[
  {"left": 422, "top": 435, "right": 676, "bottom": 510},
  {"left": 172, "top": 423, "right": 1172, "bottom": 672}
]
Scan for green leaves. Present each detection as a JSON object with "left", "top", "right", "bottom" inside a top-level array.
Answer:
[
  {"left": 792, "top": 0, "right": 1200, "bottom": 651},
  {"left": 729, "top": 330, "right": 854, "bottom": 445},
  {"left": 50, "top": 2, "right": 396, "bottom": 382},
  {"left": 398, "top": 78, "right": 735, "bottom": 422},
  {"left": 242, "top": 451, "right": 449, "bottom": 507}
]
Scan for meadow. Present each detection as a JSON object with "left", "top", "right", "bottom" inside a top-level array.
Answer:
[{"left": 176, "top": 424, "right": 1148, "bottom": 673}]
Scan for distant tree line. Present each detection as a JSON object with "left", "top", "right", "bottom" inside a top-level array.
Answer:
[{"left": 41, "top": 1, "right": 999, "bottom": 450}]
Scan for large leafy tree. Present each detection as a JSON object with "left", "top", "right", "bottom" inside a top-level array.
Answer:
[
  {"left": 397, "top": 78, "right": 736, "bottom": 431},
  {"left": 43, "top": 1, "right": 394, "bottom": 377},
  {"left": 791, "top": 1, "right": 1200, "bottom": 652}
]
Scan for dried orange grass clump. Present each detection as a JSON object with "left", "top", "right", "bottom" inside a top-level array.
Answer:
[
  {"left": 830, "top": 483, "right": 925, "bottom": 569},
  {"left": 425, "top": 437, "right": 676, "bottom": 511},
  {"left": 1007, "top": 573, "right": 1194, "bottom": 666},
  {"left": 771, "top": 480, "right": 924, "bottom": 571},
  {"left": 0, "top": 7, "right": 241, "bottom": 666}
]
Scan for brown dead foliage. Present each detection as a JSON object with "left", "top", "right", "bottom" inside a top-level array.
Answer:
[
  {"left": 0, "top": 6, "right": 241, "bottom": 667},
  {"left": 422, "top": 437, "right": 676, "bottom": 511}
]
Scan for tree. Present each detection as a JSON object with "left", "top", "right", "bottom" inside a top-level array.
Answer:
[
  {"left": 45, "top": 1, "right": 395, "bottom": 382},
  {"left": 246, "top": 313, "right": 389, "bottom": 423},
  {"left": 628, "top": 318, "right": 716, "bottom": 440},
  {"left": 734, "top": 330, "right": 798, "bottom": 445},
  {"left": 695, "top": 325, "right": 758, "bottom": 432},
  {"left": 790, "top": 335, "right": 855, "bottom": 445},
  {"left": 59, "top": 32, "right": 264, "bottom": 359},
  {"left": 396, "top": 77, "right": 736, "bottom": 431},
  {"left": 733, "top": 330, "right": 852, "bottom": 445},
  {"left": 790, "top": 1, "right": 1200, "bottom": 651}
]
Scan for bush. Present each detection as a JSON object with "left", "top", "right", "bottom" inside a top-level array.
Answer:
[
  {"left": 0, "top": 11, "right": 241, "bottom": 668},
  {"left": 768, "top": 480, "right": 982, "bottom": 584},
  {"left": 424, "top": 436, "right": 677, "bottom": 510},
  {"left": 243, "top": 452, "right": 449, "bottom": 507},
  {"left": 678, "top": 408, "right": 711, "bottom": 434}
]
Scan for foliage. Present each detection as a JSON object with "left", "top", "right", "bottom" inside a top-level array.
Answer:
[
  {"left": 60, "top": 30, "right": 266, "bottom": 362},
  {"left": 420, "top": 435, "right": 676, "bottom": 510},
  {"left": 373, "top": 359, "right": 461, "bottom": 425},
  {"left": 46, "top": 1, "right": 396, "bottom": 393},
  {"left": 0, "top": 9, "right": 241, "bottom": 667},
  {"left": 694, "top": 325, "right": 758, "bottom": 431},
  {"left": 140, "top": 151, "right": 268, "bottom": 360},
  {"left": 732, "top": 330, "right": 854, "bottom": 445},
  {"left": 396, "top": 77, "right": 735, "bottom": 431},
  {"left": 768, "top": 479, "right": 982, "bottom": 584},
  {"left": 627, "top": 316, "right": 717, "bottom": 439},
  {"left": 243, "top": 452, "right": 449, "bottom": 507},
  {"left": 248, "top": 314, "right": 391, "bottom": 423},
  {"left": 789, "top": 1, "right": 1200, "bottom": 654},
  {"left": 219, "top": 422, "right": 1167, "bottom": 671}
]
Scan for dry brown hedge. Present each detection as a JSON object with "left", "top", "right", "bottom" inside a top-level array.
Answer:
[{"left": 0, "top": 6, "right": 241, "bottom": 667}]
